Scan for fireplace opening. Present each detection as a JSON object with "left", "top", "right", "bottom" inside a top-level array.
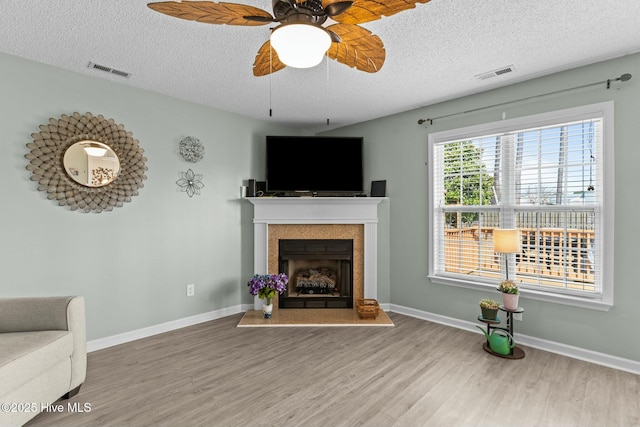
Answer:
[{"left": 278, "top": 239, "right": 353, "bottom": 309}]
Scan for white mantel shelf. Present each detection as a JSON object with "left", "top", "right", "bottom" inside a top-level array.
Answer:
[
  {"left": 247, "top": 197, "right": 386, "bottom": 224},
  {"left": 247, "top": 197, "right": 387, "bottom": 309}
]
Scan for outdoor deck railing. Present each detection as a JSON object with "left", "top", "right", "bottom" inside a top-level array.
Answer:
[{"left": 444, "top": 227, "right": 595, "bottom": 285}]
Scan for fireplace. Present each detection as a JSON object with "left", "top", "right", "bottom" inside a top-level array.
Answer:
[
  {"left": 248, "top": 197, "right": 385, "bottom": 312},
  {"left": 279, "top": 239, "right": 353, "bottom": 309}
]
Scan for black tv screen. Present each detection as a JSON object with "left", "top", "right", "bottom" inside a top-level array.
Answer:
[{"left": 266, "top": 135, "right": 363, "bottom": 193}]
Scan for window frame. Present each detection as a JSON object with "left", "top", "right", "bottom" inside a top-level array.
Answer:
[{"left": 427, "top": 102, "right": 614, "bottom": 311}]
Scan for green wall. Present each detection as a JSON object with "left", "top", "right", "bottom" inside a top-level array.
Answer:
[
  {"left": 2, "top": 47, "right": 639, "bottom": 363},
  {"left": 323, "top": 52, "right": 640, "bottom": 362},
  {"left": 0, "top": 52, "right": 292, "bottom": 340}
]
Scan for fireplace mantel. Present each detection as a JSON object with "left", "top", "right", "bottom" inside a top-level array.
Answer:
[
  {"left": 247, "top": 197, "right": 386, "bottom": 309},
  {"left": 248, "top": 197, "right": 385, "bottom": 224}
]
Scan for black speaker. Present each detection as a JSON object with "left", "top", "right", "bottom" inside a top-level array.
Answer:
[
  {"left": 371, "top": 180, "right": 386, "bottom": 197},
  {"left": 247, "top": 179, "right": 256, "bottom": 197}
]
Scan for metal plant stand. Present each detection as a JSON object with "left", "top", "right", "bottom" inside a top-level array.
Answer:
[{"left": 477, "top": 305, "right": 525, "bottom": 359}]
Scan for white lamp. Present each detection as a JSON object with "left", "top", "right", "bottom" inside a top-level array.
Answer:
[
  {"left": 493, "top": 229, "right": 519, "bottom": 280},
  {"left": 270, "top": 23, "right": 332, "bottom": 68}
]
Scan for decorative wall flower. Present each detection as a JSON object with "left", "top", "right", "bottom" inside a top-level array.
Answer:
[
  {"left": 176, "top": 169, "right": 204, "bottom": 197},
  {"left": 179, "top": 136, "right": 204, "bottom": 163}
]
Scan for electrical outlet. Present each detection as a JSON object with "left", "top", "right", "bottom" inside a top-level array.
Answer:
[
  {"left": 514, "top": 312, "right": 523, "bottom": 321},
  {"left": 186, "top": 284, "right": 195, "bottom": 297}
]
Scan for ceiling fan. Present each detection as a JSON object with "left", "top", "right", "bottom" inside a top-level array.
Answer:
[{"left": 147, "top": 0, "right": 431, "bottom": 76}]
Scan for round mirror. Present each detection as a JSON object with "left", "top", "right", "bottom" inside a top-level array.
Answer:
[
  {"left": 26, "top": 112, "right": 147, "bottom": 213},
  {"left": 63, "top": 140, "right": 120, "bottom": 187}
]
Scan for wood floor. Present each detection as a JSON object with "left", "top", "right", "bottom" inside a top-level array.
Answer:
[{"left": 27, "top": 313, "right": 639, "bottom": 427}]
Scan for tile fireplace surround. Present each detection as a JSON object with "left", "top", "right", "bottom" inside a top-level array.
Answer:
[{"left": 247, "top": 197, "right": 386, "bottom": 310}]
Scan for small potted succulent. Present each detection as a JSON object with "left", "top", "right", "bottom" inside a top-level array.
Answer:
[
  {"left": 497, "top": 279, "right": 519, "bottom": 311},
  {"left": 479, "top": 298, "right": 500, "bottom": 320}
]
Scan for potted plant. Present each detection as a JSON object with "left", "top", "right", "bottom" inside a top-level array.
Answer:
[
  {"left": 247, "top": 273, "right": 288, "bottom": 318},
  {"left": 479, "top": 298, "right": 500, "bottom": 320},
  {"left": 497, "top": 279, "right": 519, "bottom": 311}
]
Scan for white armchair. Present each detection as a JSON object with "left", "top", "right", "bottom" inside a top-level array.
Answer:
[{"left": 0, "top": 296, "right": 87, "bottom": 426}]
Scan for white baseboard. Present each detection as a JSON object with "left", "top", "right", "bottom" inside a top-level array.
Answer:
[
  {"left": 87, "top": 304, "right": 251, "bottom": 352},
  {"left": 389, "top": 304, "right": 640, "bottom": 376},
  {"left": 87, "top": 302, "right": 639, "bottom": 376}
]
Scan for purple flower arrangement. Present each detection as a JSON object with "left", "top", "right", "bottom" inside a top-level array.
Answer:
[{"left": 247, "top": 273, "right": 289, "bottom": 301}]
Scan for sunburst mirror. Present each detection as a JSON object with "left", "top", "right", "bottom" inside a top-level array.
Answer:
[{"left": 25, "top": 112, "right": 148, "bottom": 213}]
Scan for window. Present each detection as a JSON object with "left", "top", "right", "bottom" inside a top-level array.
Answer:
[{"left": 428, "top": 102, "right": 613, "bottom": 310}]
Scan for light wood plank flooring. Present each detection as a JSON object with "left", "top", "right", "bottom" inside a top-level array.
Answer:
[{"left": 27, "top": 313, "right": 640, "bottom": 427}]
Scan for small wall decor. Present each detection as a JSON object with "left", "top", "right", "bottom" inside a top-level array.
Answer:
[
  {"left": 179, "top": 136, "right": 204, "bottom": 163},
  {"left": 176, "top": 169, "right": 204, "bottom": 197},
  {"left": 25, "top": 112, "right": 148, "bottom": 213}
]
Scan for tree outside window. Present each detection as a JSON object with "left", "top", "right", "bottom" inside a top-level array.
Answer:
[{"left": 443, "top": 140, "right": 495, "bottom": 227}]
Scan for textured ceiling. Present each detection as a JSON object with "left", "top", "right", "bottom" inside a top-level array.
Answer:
[{"left": 1, "top": 0, "right": 639, "bottom": 132}]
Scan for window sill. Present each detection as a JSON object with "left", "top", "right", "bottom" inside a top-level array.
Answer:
[{"left": 428, "top": 274, "right": 613, "bottom": 312}]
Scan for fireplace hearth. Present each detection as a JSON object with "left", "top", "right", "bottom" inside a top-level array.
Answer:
[{"left": 279, "top": 239, "right": 353, "bottom": 309}]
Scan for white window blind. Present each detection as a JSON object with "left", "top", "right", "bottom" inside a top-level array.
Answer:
[{"left": 428, "top": 103, "right": 613, "bottom": 308}]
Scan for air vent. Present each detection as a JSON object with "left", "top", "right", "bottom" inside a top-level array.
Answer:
[
  {"left": 494, "top": 66, "right": 513, "bottom": 76},
  {"left": 87, "top": 62, "right": 131, "bottom": 78},
  {"left": 475, "top": 65, "right": 515, "bottom": 80}
]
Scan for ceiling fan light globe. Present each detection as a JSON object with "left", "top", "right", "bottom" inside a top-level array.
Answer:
[{"left": 270, "top": 24, "right": 332, "bottom": 68}]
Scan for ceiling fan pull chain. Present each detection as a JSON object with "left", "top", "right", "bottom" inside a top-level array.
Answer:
[
  {"left": 326, "top": 55, "right": 330, "bottom": 126},
  {"left": 269, "top": 43, "right": 272, "bottom": 117}
]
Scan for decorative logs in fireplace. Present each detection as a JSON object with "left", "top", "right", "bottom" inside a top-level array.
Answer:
[
  {"left": 295, "top": 267, "right": 338, "bottom": 295},
  {"left": 278, "top": 239, "right": 353, "bottom": 309}
]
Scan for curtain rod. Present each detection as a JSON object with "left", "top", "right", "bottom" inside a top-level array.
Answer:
[{"left": 417, "top": 73, "right": 632, "bottom": 126}]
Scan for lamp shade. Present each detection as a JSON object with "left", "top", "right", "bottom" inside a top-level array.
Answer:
[
  {"left": 270, "top": 23, "right": 332, "bottom": 68},
  {"left": 494, "top": 229, "right": 519, "bottom": 253}
]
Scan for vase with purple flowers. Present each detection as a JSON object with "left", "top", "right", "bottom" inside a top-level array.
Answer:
[{"left": 247, "top": 273, "right": 288, "bottom": 319}]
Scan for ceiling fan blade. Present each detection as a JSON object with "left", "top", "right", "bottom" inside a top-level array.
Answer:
[
  {"left": 323, "top": 1, "right": 354, "bottom": 17},
  {"left": 325, "top": 24, "right": 385, "bottom": 73},
  {"left": 327, "top": 29, "right": 342, "bottom": 43},
  {"left": 329, "top": 0, "right": 430, "bottom": 24},
  {"left": 253, "top": 40, "right": 287, "bottom": 77},
  {"left": 148, "top": 1, "right": 274, "bottom": 26},
  {"left": 244, "top": 15, "right": 277, "bottom": 23}
]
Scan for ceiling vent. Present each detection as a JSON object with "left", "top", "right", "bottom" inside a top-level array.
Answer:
[
  {"left": 88, "top": 62, "right": 131, "bottom": 78},
  {"left": 475, "top": 65, "right": 514, "bottom": 81}
]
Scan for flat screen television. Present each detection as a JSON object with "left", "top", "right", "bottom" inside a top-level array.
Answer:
[{"left": 266, "top": 135, "right": 363, "bottom": 194}]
